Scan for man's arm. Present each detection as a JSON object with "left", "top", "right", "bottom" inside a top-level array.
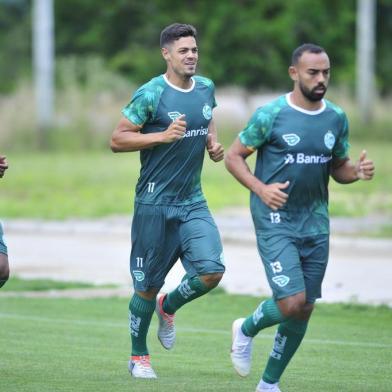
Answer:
[
  {"left": 331, "top": 150, "right": 375, "bottom": 184},
  {"left": 225, "top": 138, "right": 289, "bottom": 211},
  {"left": 206, "top": 119, "right": 224, "bottom": 162},
  {"left": 110, "top": 115, "right": 187, "bottom": 153},
  {"left": 0, "top": 156, "right": 8, "bottom": 178}
]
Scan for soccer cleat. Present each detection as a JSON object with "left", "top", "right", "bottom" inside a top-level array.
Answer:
[
  {"left": 128, "top": 355, "right": 157, "bottom": 379},
  {"left": 256, "top": 380, "right": 282, "bottom": 392},
  {"left": 230, "top": 318, "right": 253, "bottom": 377},
  {"left": 155, "top": 293, "right": 176, "bottom": 350}
]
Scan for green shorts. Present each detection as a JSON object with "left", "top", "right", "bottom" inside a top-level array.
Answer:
[
  {"left": 0, "top": 222, "right": 7, "bottom": 255},
  {"left": 130, "top": 201, "right": 225, "bottom": 291},
  {"left": 256, "top": 233, "right": 329, "bottom": 303}
]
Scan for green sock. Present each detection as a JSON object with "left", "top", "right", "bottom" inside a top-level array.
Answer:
[
  {"left": 262, "top": 318, "right": 308, "bottom": 384},
  {"left": 163, "top": 276, "right": 210, "bottom": 314},
  {"left": 242, "top": 298, "right": 286, "bottom": 337},
  {"left": 181, "top": 273, "right": 190, "bottom": 282},
  {"left": 129, "top": 293, "right": 156, "bottom": 356}
]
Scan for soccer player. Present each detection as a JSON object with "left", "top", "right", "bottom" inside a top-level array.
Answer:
[
  {"left": 225, "top": 43, "right": 375, "bottom": 392},
  {"left": 110, "top": 23, "right": 225, "bottom": 379},
  {"left": 0, "top": 155, "right": 10, "bottom": 288}
]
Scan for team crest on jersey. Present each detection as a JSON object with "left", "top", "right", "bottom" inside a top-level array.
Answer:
[
  {"left": 202, "top": 104, "right": 212, "bottom": 120},
  {"left": 168, "top": 111, "right": 182, "bottom": 121},
  {"left": 272, "top": 275, "right": 290, "bottom": 287},
  {"left": 324, "top": 130, "right": 335, "bottom": 150},
  {"left": 282, "top": 133, "right": 300, "bottom": 146},
  {"left": 133, "top": 270, "right": 145, "bottom": 282}
]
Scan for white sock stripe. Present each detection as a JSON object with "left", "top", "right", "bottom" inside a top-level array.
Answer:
[{"left": 1, "top": 311, "right": 390, "bottom": 349}]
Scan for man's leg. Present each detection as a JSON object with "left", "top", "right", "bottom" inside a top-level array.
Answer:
[
  {"left": 162, "top": 202, "right": 224, "bottom": 314},
  {"left": 231, "top": 292, "right": 305, "bottom": 378},
  {"left": 156, "top": 203, "right": 225, "bottom": 348},
  {"left": 128, "top": 288, "right": 159, "bottom": 378},
  {"left": 129, "top": 288, "right": 159, "bottom": 356},
  {"left": 0, "top": 223, "right": 9, "bottom": 288},
  {"left": 256, "top": 235, "right": 328, "bottom": 390},
  {"left": 243, "top": 234, "right": 306, "bottom": 336},
  {"left": 260, "top": 303, "right": 313, "bottom": 386},
  {"left": 127, "top": 203, "right": 175, "bottom": 378},
  {"left": 0, "top": 253, "right": 9, "bottom": 288},
  {"left": 161, "top": 272, "right": 223, "bottom": 314},
  {"left": 128, "top": 242, "right": 176, "bottom": 377},
  {"left": 232, "top": 233, "right": 305, "bottom": 377},
  {"left": 241, "top": 297, "right": 288, "bottom": 337},
  {"left": 155, "top": 272, "right": 223, "bottom": 350}
]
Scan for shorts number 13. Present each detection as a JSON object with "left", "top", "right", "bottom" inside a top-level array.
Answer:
[{"left": 269, "top": 212, "right": 281, "bottom": 224}]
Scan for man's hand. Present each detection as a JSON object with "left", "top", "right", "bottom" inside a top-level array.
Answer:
[
  {"left": 206, "top": 134, "right": 224, "bottom": 162},
  {"left": 0, "top": 156, "right": 8, "bottom": 178},
  {"left": 355, "top": 150, "right": 375, "bottom": 180},
  {"left": 161, "top": 114, "right": 187, "bottom": 143},
  {"left": 255, "top": 180, "right": 290, "bottom": 211}
]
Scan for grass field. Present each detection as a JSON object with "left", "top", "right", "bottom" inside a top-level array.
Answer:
[
  {"left": 0, "top": 141, "right": 391, "bottom": 220},
  {"left": 1, "top": 277, "right": 115, "bottom": 292},
  {"left": 1, "top": 291, "right": 391, "bottom": 392}
]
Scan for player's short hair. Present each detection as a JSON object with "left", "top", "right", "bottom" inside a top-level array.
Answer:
[
  {"left": 291, "top": 43, "right": 326, "bottom": 65},
  {"left": 160, "top": 23, "right": 197, "bottom": 48}
]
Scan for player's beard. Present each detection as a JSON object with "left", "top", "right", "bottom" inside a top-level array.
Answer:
[
  {"left": 173, "top": 63, "right": 196, "bottom": 79},
  {"left": 183, "top": 63, "right": 197, "bottom": 77},
  {"left": 183, "top": 69, "right": 196, "bottom": 78},
  {"left": 299, "top": 81, "right": 327, "bottom": 102}
]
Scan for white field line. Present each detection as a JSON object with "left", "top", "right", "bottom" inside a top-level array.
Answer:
[{"left": 1, "top": 311, "right": 391, "bottom": 349}]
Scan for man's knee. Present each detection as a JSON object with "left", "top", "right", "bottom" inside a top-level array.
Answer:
[
  {"left": 135, "top": 287, "right": 160, "bottom": 301},
  {"left": 278, "top": 292, "right": 313, "bottom": 319},
  {"left": 199, "top": 272, "right": 223, "bottom": 289},
  {"left": 296, "top": 302, "right": 314, "bottom": 320},
  {"left": 0, "top": 253, "right": 10, "bottom": 287}
]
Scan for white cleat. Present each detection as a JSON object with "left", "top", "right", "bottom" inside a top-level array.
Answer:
[
  {"left": 230, "top": 318, "right": 253, "bottom": 377},
  {"left": 155, "top": 293, "right": 176, "bottom": 350},
  {"left": 256, "top": 380, "right": 282, "bottom": 392},
  {"left": 128, "top": 355, "right": 157, "bottom": 379}
]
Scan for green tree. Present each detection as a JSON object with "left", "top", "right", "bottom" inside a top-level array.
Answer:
[
  {"left": 377, "top": 0, "right": 392, "bottom": 94},
  {"left": 0, "top": 0, "right": 30, "bottom": 93},
  {"left": 1, "top": 0, "right": 392, "bottom": 94}
]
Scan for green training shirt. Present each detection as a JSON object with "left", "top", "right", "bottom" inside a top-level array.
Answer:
[
  {"left": 122, "top": 74, "right": 216, "bottom": 205},
  {"left": 239, "top": 94, "right": 350, "bottom": 236}
]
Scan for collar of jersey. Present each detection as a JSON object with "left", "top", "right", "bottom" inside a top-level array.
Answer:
[
  {"left": 163, "top": 74, "right": 195, "bottom": 92},
  {"left": 286, "top": 93, "right": 326, "bottom": 115}
]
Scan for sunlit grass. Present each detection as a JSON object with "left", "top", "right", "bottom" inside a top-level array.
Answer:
[
  {"left": 0, "top": 140, "right": 390, "bottom": 219},
  {"left": 0, "top": 292, "right": 391, "bottom": 392},
  {"left": 2, "top": 277, "right": 116, "bottom": 292}
]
